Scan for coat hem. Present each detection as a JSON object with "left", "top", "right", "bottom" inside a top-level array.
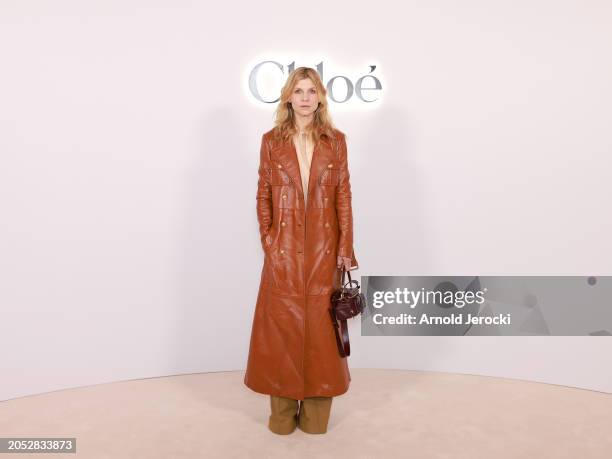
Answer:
[{"left": 243, "top": 376, "right": 350, "bottom": 401}]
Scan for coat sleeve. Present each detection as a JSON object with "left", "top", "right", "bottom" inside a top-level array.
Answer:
[
  {"left": 256, "top": 134, "right": 273, "bottom": 251},
  {"left": 336, "top": 134, "right": 359, "bottom": 270}
]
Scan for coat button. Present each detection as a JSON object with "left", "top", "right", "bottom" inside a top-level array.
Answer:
[
  {"left": 280, "top": 249, "right": 285, "bottom": 254},
  {"left": 328, "top": 163, "right": 333, "bottom": 168},
  {"left": 324, "top": 222, "right": 329, "bottom": 228},
  {"left": 281, "top": 221, "right": 286, "bottom": 226},
  {"left": 326, "top": 249, "right": 331, "bottom": 254},
  {"left": 277, "top": 164, "right": 282, "bottom": 169}
]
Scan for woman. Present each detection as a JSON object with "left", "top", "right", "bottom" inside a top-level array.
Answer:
[{"left": 244, "top": 67, "right": 359, "bottom": 435}]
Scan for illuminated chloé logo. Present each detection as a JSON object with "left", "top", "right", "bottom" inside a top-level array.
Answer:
[{"left": 248, "top": 60, "right": 383, "bottom": 104}]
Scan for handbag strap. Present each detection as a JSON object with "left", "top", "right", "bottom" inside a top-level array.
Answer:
[
  {"left": 328, "top": 308, "right": 350, "bottom": 358},
  {"left": 340, "top": 267, "right": 353, "bottom": 287},
  {"left": 340, "top": 268, "right": 360, "bottom": 299},
  {"left": 329, "top": 266, "right": 358, "bottom": 358}
]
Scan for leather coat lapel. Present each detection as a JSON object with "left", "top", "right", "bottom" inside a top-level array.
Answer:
[{"left": 272, "top": 140, "right": 305, "bottom": 198}]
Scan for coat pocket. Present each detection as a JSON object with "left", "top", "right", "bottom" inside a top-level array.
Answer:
[
  {"left": 263, "top": 232, "right": 273, "bottom": 252},
  {"left": 263, "top": 224, "right": 280, "bottom": 252},
  {"left": 319, "top": 164, "right": 340, "bottom": 186},
  {"left": 270, "top": 161, "right": 292, "bottom": 186}
]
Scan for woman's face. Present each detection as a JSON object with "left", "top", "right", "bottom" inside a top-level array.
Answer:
[{"left": 289, "top": 77, "right": 320, "bottom": 118}]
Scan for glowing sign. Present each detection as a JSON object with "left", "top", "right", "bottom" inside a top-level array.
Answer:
[{"left": 248, "top": 60, "right": 383, "bottom": 104}]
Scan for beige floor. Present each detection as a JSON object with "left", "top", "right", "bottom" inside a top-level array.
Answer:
[{"left": 1, "top": 369, "right": 610, "bottom": 458}]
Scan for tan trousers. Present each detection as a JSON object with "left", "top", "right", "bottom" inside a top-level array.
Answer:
[{"left": 268, "top": 395, "right": 333, "bottom": 435}]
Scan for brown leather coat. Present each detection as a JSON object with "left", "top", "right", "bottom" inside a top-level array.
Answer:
[{"left": 244, "top": 127, "right": 358, "bottom": 400}]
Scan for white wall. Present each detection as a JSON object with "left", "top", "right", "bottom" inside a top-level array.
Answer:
[{"left": 1, "top": 0, "right": 611, "bottom": 401}]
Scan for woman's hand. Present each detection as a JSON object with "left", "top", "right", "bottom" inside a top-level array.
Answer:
[{"left": 337, "top": 255, "right": 352, "bottom": 271}]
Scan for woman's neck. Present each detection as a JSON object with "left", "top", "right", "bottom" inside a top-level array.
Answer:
[{"left": 294, "top": 114, "right": 313, "bottom": 133}]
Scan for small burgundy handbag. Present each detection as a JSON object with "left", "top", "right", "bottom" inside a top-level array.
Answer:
[{"left": 329, "top": 267, "right": 366, "bottom": 358}]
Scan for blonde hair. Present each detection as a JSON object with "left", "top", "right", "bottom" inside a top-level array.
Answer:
[{"left": 272, "top": 66, "right": 338, "bottom": 146}]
